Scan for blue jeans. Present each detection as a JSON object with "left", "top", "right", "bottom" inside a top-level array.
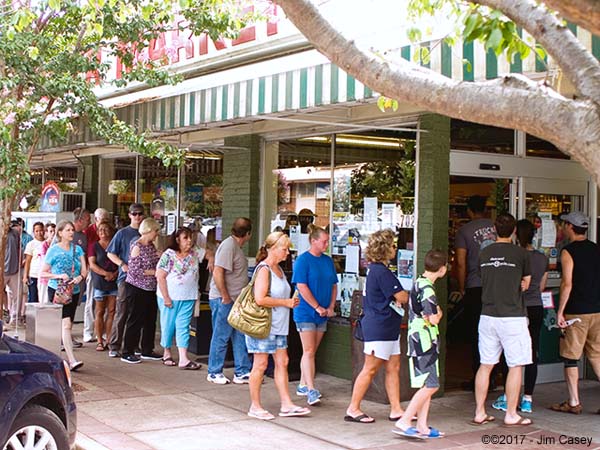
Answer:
[{"left": 207, "top": 297, "right": 251, "bottom": 376}]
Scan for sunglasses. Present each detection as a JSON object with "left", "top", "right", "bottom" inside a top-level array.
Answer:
[{"left": 130, "top": 212, "right": 144, "bottom": 216}]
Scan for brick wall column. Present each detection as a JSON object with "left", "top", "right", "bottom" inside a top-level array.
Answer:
[
  {"left": 222, "top": 135, "right": 261, "bottom": 256},
  {"left": 416, "top": 114, "right": 450, "bottom": 392}
]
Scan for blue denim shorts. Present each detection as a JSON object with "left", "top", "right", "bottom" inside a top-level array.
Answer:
[
  {"left": 94, "top": 288, "right": 118, "bottom": 300},
  {"left": 245, "top": 334, "right": 287, "bottom": 354},
  {"left": 295, "top": 321, "right": 327, "bottom": 333}
]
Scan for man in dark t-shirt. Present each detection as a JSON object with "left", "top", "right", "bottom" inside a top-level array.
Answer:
[
  {"left": 551, "top": 211, "right": 600, "bottom": 415},
  {"left": 473, "top": 213, "right": 532, "bottom": 427}
]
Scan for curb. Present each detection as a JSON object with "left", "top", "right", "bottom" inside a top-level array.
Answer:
[{"left": 75, "top": 432, "right": 111, "bottom": 450}]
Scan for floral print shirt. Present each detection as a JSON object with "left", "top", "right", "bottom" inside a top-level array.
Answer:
[
  {"left": 156, "top": 246, "right": 206, "bottom": 301},
  {"left": 125, "top": 240, "right": 159, "bottom": 291}
]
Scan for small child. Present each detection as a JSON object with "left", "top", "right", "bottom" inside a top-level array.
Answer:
[{"left": 393, "top": 249, "right": 447, "bottom": 439}]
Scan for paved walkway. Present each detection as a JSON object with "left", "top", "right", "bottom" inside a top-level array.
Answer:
[{"left": 6, "top": 325, "right": 600, "bottom": 450}]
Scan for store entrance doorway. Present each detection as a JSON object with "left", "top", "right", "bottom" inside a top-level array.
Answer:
[{"left": 445, "top": 175, "right": 513, "bottom": 391}]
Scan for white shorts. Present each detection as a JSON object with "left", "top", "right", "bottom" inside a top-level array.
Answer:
[
  {"left": 478, "top": 315, "right": 532, "bottom": 367},
  {"left": 363, "top": 339, "right": 400, "bottom": 361}
]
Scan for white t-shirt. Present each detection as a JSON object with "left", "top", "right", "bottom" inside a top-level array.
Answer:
[
  {"left": 156, "top": 246, "right": 206, "bottom": 301},
  {"left": 24, "top": 239, "right": 45, "bottom": 278}
]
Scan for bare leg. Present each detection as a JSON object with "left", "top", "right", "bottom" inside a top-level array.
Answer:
[
  {"left": 299, "top": 330, "right": 325, "bottom": 389},
  {"left": 249, "top": 353, "right": 268, "bottom": 412},
  {"left": 384, "top": 354, "right": 404, "bottom": 418},
  {"left": 474, "top": 363, "right": 493, "bottom": 422},
  {"left": 104, "top": 295, "right": 116, "bottom": 342},
  {"left": 273, "top": 349, "right": 296, "bottom": 410},
  {"left": 564, "top": 366, "right": 580, "bottom": 406},
  {"left": 62, "top": 317, "right": 77, "bottom": 364},
  {"left": 396, "top": 387, "right": 437, "bottom": 432},
  {"left": 95, "top": 300, "right": 106, "bottom": 347},
  {"left": 346, "top": 353, "right": 383, "bottom": 417},
  {"left": 504, "top": 365, "right": 527, "bottom": 424},
  {"left": 177, "top": 347, "right": 191, "bottom": 366}
]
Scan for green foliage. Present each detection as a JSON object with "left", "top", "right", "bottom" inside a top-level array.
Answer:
[
  {"left": 350, "top": 141, "right": 416, "bottom": 214},
  {"left": 406, "top": 0, "right": 548, "bottom": 71},
  {"left": 0, "top": 0, "right": 247, "bottom": 201}
]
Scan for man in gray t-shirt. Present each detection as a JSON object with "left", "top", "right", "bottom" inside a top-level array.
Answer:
[
  {"left": 207, "top": 218, "right": 253, "bottom": 385},
  {"left": 455, "top": 195, "right": 497, "bottom": 388}
]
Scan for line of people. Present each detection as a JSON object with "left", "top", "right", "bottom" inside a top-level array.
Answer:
[{"left": 7, "top": 201, "right": 597, "bottom": 437}]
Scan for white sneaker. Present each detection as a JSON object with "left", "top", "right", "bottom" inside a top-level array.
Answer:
[
  {"left": 207, "top": 373, "right": 231, "bottom": 385},
  {"left": 233, "top": 373, "right": 251, "bottom": 384}
]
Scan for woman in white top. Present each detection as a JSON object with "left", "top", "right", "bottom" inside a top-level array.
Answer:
[
  {"left": 246, "top": 231, "right": 310, "bottom": 420},
  {"left": 156, "top": 227, "right": 205, "bottom": 369}
]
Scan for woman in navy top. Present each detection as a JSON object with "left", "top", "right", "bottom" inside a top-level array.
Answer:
[{"left": 345, "top": 229, "right": 408, "bottom": 423}]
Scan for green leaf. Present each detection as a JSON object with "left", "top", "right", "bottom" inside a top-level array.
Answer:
[
  {"left": 48, "top": 0, "right": 61, "bottom": 11},
  {"left": 462, "top": 58, "right": 472, "bottom": 73},
  {"left": 27, "top": 46, "right": 39, "bottom": 60},
  {"left": 463, "top": 13, "right": 480, "bottom": 39},
  {"left": 486, "top": 28, "right": 503, "bottom": 52}
]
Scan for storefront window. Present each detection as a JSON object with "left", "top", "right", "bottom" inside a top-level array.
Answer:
[
  {"left": 451, "top": 119, "right": 514, "bottom": 154},
  {"left": 102, "top": 156, "right": 136, "bottom": 228},
  {"left": 526, "top": 134, "right": 570, "bottom": 159},
  {"left": 139, "top": 156, "right": 178, "bottom": 234},
  {"left": 270, "top": 130, "right": 416, "bottom": 319}
]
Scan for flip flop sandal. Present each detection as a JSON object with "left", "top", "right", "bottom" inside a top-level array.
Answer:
[
  {"left": 391, "top": 426, "right": 426, "bottom": 439},
  {"left": 420, "top": 427, "right": 445, "bottom": 439},
  {"left": 96, "top": 343, "right": 106, "bottom": 351},
  {"left": 344, "top": 413, "right": 375, "bottom": 423},
  {"left": 279, "top": 406, "right": 311, "bottom": 417},
  {"left": 179, "top": 361, "right": 201, "bottom": 370},
  {"left": 503, "top": 417, "right": 533, "bottom": 427},
  {"left": 248, "top": 409, "right": 275, "bottom": 421},
  {"left": 469, "top": 415, "right": 496, "bottom": 426},
  {"left": 162, "top": 357, "right": 176, "bottom": 367}
]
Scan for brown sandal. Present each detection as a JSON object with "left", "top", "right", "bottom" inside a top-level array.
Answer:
[
  {"left": 96, "top": 342, "right": 106, "bottom": 351},
  {"left": 550, "top": 401, "right": 582, "bottom": 414}
]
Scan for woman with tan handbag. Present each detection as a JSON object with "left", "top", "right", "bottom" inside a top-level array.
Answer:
[
  {"left": 246, "top": 231, "right": 310, "bottom": 420},
  {"left": 40, "top": 220, "right": 88, "bottom": 371}
]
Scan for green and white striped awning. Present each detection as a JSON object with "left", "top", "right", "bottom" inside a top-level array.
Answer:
[{"left": 42, "top": 24, "right": 600, "bottom": 149}]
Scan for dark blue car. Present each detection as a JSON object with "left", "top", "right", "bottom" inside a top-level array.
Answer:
[{"left": 0, "top": 321, "right": 77, "bottom": 450}]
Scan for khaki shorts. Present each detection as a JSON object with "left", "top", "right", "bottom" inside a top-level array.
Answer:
[{"left": 560, "top": 312, "right": 600, "bottom": 361}]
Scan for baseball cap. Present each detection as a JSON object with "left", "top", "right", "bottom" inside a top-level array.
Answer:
[
  {"left": 560, "top": 211, "right": 589, "bottom": 228},
  {"left": 129, "top": 203, "right": 144, "bottom": 214}
]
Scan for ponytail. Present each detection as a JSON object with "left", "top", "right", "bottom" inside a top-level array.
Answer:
[{"left": 255, "top": 245, "right": 268, "bottom": 264}]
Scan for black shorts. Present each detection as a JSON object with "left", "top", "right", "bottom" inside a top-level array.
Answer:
[{"left": 48, "top": 287, "right": 80, "bottom": 322}]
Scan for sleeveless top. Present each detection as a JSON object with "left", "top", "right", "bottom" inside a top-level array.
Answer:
[
  {"left": 563, "top": 239, "right": 600, "bottom": 314},
  {"left": 255, "top": 262, "right": 291, "bottom": 336},
  {"left": 126, "top": 240, "right": 159, "bottom": 291}
]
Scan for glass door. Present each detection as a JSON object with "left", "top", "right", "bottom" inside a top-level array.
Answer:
[{"left": 520, "top": 178, "right": 589, "bottom": 382}]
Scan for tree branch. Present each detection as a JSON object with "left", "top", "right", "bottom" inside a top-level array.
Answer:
[
  {"left": 542, "top": 0, "right": 600, "bottom": 37},
  {"left": 472, "top": 0, "right": 600, "bottom": 103},
  {"left": 276, "top": 0, "right": 600, "bottom": 184}
]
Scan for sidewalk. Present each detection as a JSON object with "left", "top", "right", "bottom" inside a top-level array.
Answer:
[{"left": 8, "top": 324, "right": 600, "bottom": 450}]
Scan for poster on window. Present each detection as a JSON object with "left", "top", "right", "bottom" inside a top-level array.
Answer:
[
  {"left": 397, "top": 249, "right": 414, "bottom": 291},
  {"left": 40, "top": 181, "right": 61, "bottom": 212},
  {"left": 333, "top": 174, "right": 351, "bottom": 212}
]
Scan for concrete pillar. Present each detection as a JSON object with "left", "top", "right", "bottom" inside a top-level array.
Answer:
[
  {"left": 222, "top": 135, "right": 261, "bottom": 256},
  {"left": 78, "top": 156, "right": 100, "bottom": 212},
  {"left": 416, "top": 113, "right": 450, "bottom": 392}
]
